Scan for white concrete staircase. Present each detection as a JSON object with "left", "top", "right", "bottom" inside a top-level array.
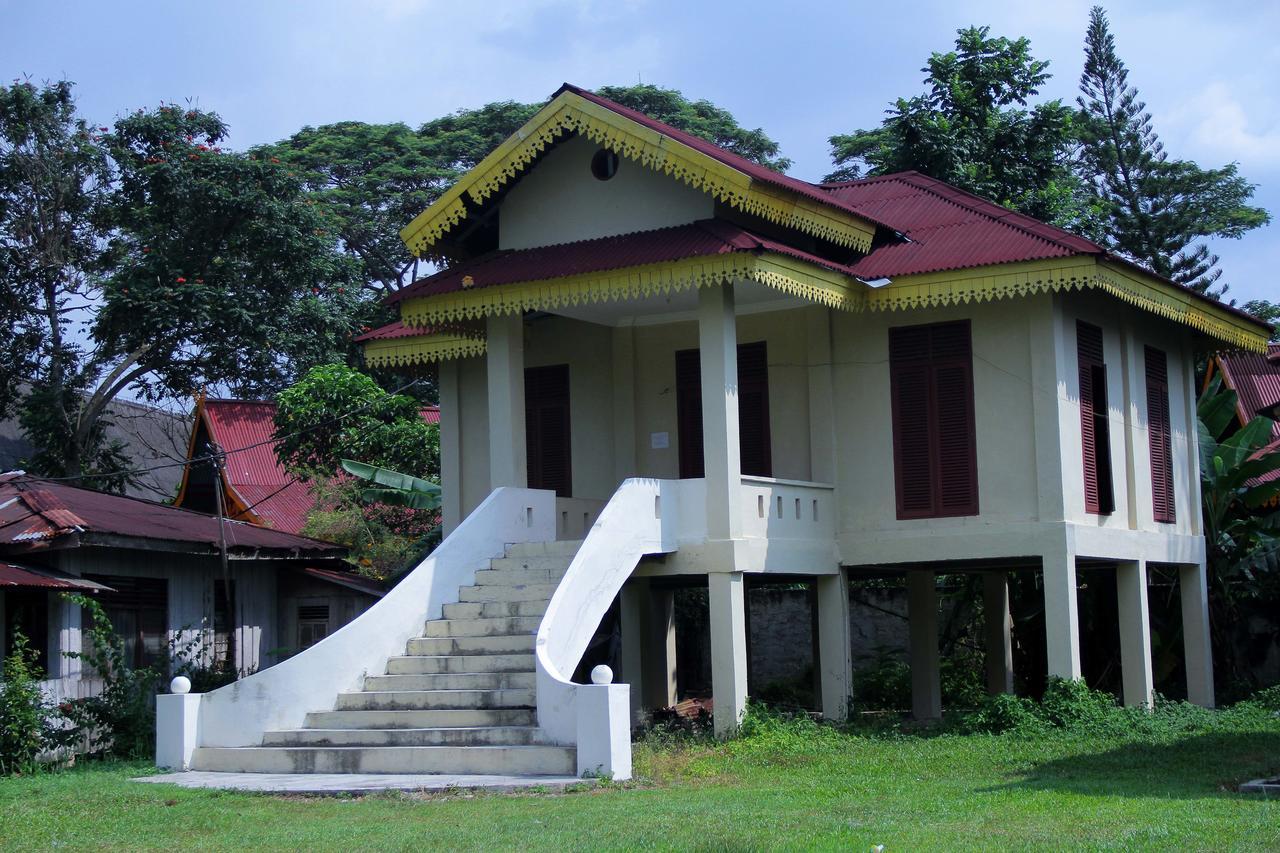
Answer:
[{"left": 190, "top": 540, "right": 581, "bottom": 775}]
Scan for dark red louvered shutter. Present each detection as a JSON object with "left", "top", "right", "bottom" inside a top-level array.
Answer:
[
  {"left": 675, "top": 348, "right": 704, "bottom": 479},
  {"left": 1077, "top": 322, "right": 1105, "bottom": 513},
  {"left": 1145, "top": 346, "right": 1175, "bottom": 523},
  {"left": 890, "top": 322, "right": 978, "bottom": 519},
  {"left": 525, "top": 364, "right": 572, "bottom": 497}
]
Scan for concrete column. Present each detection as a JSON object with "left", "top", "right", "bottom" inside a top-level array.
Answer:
[
  {"left": 982, "top": 572, "right": 1014, "bottom": 695},
  {"left": 643, "top": 588, "right": 677, "bottom": 712},
  {"left": 1043, "top": 542, "right": 1082, "bottom": 681},
  {"left": 907, "top": 570, "right": 941, "bottom": 720},
  {"left": 619, "top": 578, "right": 649, "bottom": 725},
  {"left": 611, "top": 326, "right": 638, "bottom": 483},
  {"left": 485, "top": 312, "right": 527, "bottom": 489},
  {"left": 1179, "top": 561, "right": 1215, "bottom": 707},
  {"left": 698, "top": 284, "right": 742, "bottom": 541},
  {"left": 816, "top": 570, "right": 852, "bottom": 720},
  {"left": 708, "top": 571, "right": 748, "bottom": 736},
  {"left": 1115, "top": 560, "right": 1154, "bottom": 708},
  {"left": 438, "top": 359, "right": 463, "bottom": 535}
]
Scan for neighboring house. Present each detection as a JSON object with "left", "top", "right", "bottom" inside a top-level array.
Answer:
[
  {"left": 0, "top": 393, "right": 190, "bottom": 502},
  {"left": 164, "top": 84, "right": 1269, "bottom": 780},
  {"left": 1207, "top": 345, "right": 1280, "bottom": 437},
  {"left": 0, "top": 473, "right": 380, "bottom": 702},
  {"left": 173, "top": 393, "right": 442, "bottom": 533}
]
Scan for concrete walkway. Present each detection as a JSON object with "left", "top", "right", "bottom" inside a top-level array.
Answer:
[{"left": 134, "top": 771, "right": 591, "bottom": 795}]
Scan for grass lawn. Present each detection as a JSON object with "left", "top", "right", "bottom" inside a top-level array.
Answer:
[{"left": 1, "top": 714, "right": 1278, "bottom": 851}]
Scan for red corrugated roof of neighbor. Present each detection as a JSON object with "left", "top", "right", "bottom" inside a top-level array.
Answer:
[
  {"left": 203, "top": 400, "right": 313, "bottom": 535},
  {"left": 355, "top": 320, "right": 450, "bottom": 342},
  {"left": 1216, "top": 345, "right": 1280, "bottom": 441},
  {"left": 0, "top": 474, "right": 343, "bottom": 554},
  {"left": 300, "top": 566, "right": 386, "bottom": 597},
  {"left": 390, "top": 219, "right": 859, "bottom": 303}
]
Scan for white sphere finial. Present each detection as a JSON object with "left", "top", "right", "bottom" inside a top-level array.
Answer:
[
  {"left": 590, "top": 664, "right": 613, "bottom": 685},
  {"left": 170, "top": 675, "right": 192, "bottom": 695}
]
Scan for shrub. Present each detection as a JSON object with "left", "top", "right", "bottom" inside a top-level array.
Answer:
[
  {"left": 0, "top": 630, "right": 73, "bottom": 774},
  {"left": 960, "top": 692, "right": 1046, "bottom": 735},
  {"left": 1038, "top": 677, "right": 1118, "bottom": 730}
]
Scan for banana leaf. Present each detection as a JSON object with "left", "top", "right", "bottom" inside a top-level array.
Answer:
[{"left": 340, "top": 459, "right": 441, "bottom": 495}]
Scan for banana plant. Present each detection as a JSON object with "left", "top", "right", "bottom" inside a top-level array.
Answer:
[{"left": 339, "top": 459, "right": 442, "bottom": 511}]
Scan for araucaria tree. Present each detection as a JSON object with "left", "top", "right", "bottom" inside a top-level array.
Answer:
[
  {"left": 1075, "top": 6, "right": 1269, "bottom": 297},
  {"left": 826, "top": 26, "right": 1081, "bottom": 226}
]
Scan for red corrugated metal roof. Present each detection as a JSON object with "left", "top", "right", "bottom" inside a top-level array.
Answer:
[
  {"left": 0, "top": 561, "right": 114, "bottom": 591},
  {"left": 421, "top": 405, "right": 440, "bottom": 425},
  {"left": 0, "top": 475, "right": 343, "bottom": 555},
  {"left": 300, "top": 566, "right": 385, "bottom": 597},
  {"left": 823, "top": 172, "right": 1102, "bottom": 278},
  {"left": 1217, "top": 345, "right": 1280, "bottom": 440},
  {"left": 390, "top": 220, "right": 858, "bottom": 304},
  {"left": 202, "top": 400, "right": 312, "bottom": 535},
  {"left": 354, "top": 320, "right": 465, "bottom": 343}
]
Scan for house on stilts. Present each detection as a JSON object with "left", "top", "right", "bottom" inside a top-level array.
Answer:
[{"left": 158, "top": 84, "right": 1270, "bottom": 780}]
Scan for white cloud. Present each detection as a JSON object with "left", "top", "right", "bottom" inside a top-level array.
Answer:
[{"left": 1163, "top": 81, "right": 1280, "bottom": 169}]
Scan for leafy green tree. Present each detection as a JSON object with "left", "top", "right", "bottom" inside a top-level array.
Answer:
[
  {"left": 826, "top": 26, "right": 1081, "bottom": 226},
  {"left": 1241, "top": 300, "right": 1280, "bottom": 342},
  {"left": 273, "top": 363, "right": 439, "bottom": 480},
  {"left": 261, "top": 86, "right": 787, "bottom": 296},
  {"left": 1076, "top": 6, "right": 1269, "bottom": 297}
]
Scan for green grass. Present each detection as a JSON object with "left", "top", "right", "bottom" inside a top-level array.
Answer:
[{"left": 2, "top": 713, "right": 1278, "bottom": 851}]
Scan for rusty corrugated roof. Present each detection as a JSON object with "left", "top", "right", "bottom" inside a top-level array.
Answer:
[
  {"left": 0, "top": 474, "right": 344, "bottom": 555},
  {"left": 0, "top": 561, "right": 114, "bottom": 591}
]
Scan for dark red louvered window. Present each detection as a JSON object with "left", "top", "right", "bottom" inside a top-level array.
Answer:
[
  {"left": 889, "top": 321, "right": 978, "bottom": 519},
  {"left": 1077, "top": 322, "right": 1115, "bottom": 514},
  {"left": 525, "top": 364, "right": 572, "bottom": 497},
  {"left": 675, "top": 342, "right": 772, "bottom": 479},
  {"left": 1145, "top": 346, "right": 1175, "bottom": 523}
]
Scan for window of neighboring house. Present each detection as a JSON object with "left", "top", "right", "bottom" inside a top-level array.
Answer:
[
  {"left": 297, "top": 604, "right": 330, "bottom": 650},
  {"left": 888, "top": 321, "right": 979, "bottom": 519},
  {"left": 212, "top": 579, "right": 236, "bottom": 671},
  {"left": 674, "top": 341, "right": 773, "bottom": 479},
  {"left": 1077, "top": 322, "right": 1116, "bottom": 514},
  {"left": 525, "top": 364, "right": 573, "bottom": 497},
  {"left": 1145, "top": 346, "right": 1176, "bottom": 523},
  {"left": 82, "top": 575, "right": 168, "bottom": 669},
  {"left": 4, "top": 589, "right": 50, "bottom": 674}
]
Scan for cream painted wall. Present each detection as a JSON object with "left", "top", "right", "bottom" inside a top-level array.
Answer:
[
  {"left": 499, "top": 134, "right": 715, "bottom": 250},
  {"left": 834, "top": 297, "right": 1044, "bottom": 536}
]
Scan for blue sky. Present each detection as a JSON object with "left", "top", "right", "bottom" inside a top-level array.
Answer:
[{"left": 6, "top": 0, "right": 1277, "bottom": 302}]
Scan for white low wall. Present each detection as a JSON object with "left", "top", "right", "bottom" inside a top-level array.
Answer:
[
  {"left": 175, "top": 487, "right": 556, "bottom": 754},
  {"left": 535, "top": 478, "right": 682, "bottom": 778}
]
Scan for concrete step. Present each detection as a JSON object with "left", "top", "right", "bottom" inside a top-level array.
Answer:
[
  {"left": 334, "top": 688, "right": 536, "bottom": 711},
  {"left": 385, "top": 653, "right": 535, "bottom": 675},
  {"left": 424, "top": 616, "right": 542, "bottom": 638},
  {"left": 504, "top": 540, "right": 583, "bottom": 557},
  {"left": 472, "top": 568, "right": 566, "bottom": 586},
  {"left": 191, "top": 744, "right": 576, "bottom": 775},
  {"left": 457, "top": 583, "right": 560, "bottom": 603},
  {"left": 487, "top": 555, "right": 574, "bottom": 573},
  {"left": 263, "top": 726, "right": 550, "bottom": 748},
  {"left": 407, "top": 634, "right": 536, "bottom": 655},
  {"left": 364, "top": 672, "right": 535, "bottom": 692},
  {"left": 303, "top": 708, "right": 535, "bottom": 729},
  {"left": 443, "top": 599, "right": 548, "bottom": 619}
]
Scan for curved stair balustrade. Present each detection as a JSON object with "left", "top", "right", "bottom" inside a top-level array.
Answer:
[
  {"left": 535, "top": 478, "right": 682, "bottom": 779},
  {"left": 160, "top": 487, "right": 556, "bottom": 765}
]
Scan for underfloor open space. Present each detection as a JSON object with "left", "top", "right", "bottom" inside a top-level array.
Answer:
[{"left": 4, "top": 708, "right": 1278, "bottom": 850}]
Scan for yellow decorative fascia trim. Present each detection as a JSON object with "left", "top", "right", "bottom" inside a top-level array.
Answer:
[
  {"left": 399, "top": 92, "right": 876, "bottom": 256},
  {"left": 362, "top": 331, "right": 487, "bottom": 368},
  {"left": 1095, "top": 260, "right": 1269, "bottom": 353},
  {"left": 398, "top": 253, "right": 861, "bottom": 328},
  {"left": 863, "top": 257, "right": 1269, "bottom": 352}
]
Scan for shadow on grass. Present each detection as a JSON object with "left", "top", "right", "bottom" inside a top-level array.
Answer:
[{"left": 993, "top": 732, "right": 1280, "bottom": 800}]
